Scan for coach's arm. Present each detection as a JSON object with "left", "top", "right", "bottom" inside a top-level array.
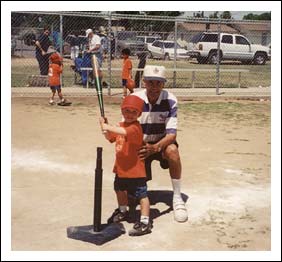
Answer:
[
  {"left": 35, "top": 40, "right": 47, "bottom": 56},
  {"left": 138, "top": 133, "right": 176, "bottom": 160}
]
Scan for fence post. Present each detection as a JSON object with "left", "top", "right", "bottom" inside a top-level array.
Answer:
[
  {"left": 107, "top": 12, "right": 112, "bottom": 96},
  {"left": 173, "top": 20, "right": 177, "bottom": 88},
  {"left": 191, "top": 71, "right": 195, "bottom": 88},
  {"left": 60, "top": 14, "right": 63, "bottom": 87},
  {"left": 216, "top": 19, "right": 221, "bottom": 95},
  {"left": 20, "top": 39, "right": 23, "bottom": 57}
]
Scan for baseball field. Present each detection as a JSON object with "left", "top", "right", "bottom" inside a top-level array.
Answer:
[{"left": 10, "top": 96, "right": 271, "bottom": 251}]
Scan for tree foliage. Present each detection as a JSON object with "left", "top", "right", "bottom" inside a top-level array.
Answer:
[
  {"left": 220, "top": 11, "right": 232, "bottom": 19},
  {"left": 243, "top": 12, "right": 271, "bottom": 20},
  {"left": 209, "top": 12, "right": 219, "bottom": 19},
  {"left": 113, "top": 11, "right": 184, "bottom": 33},
  {"left": 193, "top": 11, "right": 205, "bottom": 18},
  {"left": 144, "top": 11, "right": 183, "bottom": 17}
]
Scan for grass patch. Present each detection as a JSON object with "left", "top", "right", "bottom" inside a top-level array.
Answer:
[
  {"left": 179, "top": 102, "right": 270, "bottom": 127},
  {"left": 11, "top": 57, "right": 271, "bottom": 88}
]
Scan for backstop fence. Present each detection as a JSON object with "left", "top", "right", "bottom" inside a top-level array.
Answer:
[{"left": 11, "top": 11, "right": 271, "bottom": 97}]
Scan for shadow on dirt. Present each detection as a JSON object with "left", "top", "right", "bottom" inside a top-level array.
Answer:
[
  {"left": 66, "top": 190, "right": 189, "bottom": 245},
  {"left": 127, "top": 190, "right": 189, "bottom": 223}
]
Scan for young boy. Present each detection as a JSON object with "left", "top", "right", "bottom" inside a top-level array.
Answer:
[
  {"left": 121, "top": 48, "right": 135, "bottom": 98},
  {"left": 48, "top": 52, "right": 68, "bottom": 105},
  {"left": 99, "top": 95, "right": 152, "bottom": 236}
]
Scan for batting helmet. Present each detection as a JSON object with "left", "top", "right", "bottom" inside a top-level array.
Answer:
[
  {"left": 126, "top": 78, "right": 136, "bottom": 91},
  {"left": 50, "top": 52, "right": 63, "bottom": 63},
  {"left": 121, "top": 95, "right": 144, "bottom": 114}
]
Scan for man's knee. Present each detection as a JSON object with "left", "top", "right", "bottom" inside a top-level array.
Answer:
[{"left": 164, "top": 144, "right": 180, "bottom": 162}]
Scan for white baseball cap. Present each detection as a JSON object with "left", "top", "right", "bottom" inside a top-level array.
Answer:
[
  {"left": 143, "top": 65, "right": 166, "bottom": 82},
  {"left": 85, "top": 28, "right": 93, "bottom": 37}
]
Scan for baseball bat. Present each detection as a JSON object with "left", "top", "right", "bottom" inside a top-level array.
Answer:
[{"left": 92, "top": 55, "right": 105, "bottom": 117}]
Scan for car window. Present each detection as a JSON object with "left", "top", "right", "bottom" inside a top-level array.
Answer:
[
  {"left": 164, "top": 42, "right": 175, "bottom": 48},
  {"left": 147, "top": 37, "right": 157, "bottom": 43},
  {"left": 235, "top": 36, "right": 249, "bottom": 45},
  {"left": 201, "top": 34, "right": 218, "bottom": 42},
  {"left": 221, "top": 35, "right": 233, "bottom": 44},
  {"left": 118, "top": 31, "right": 136, "bottom": 40},
  {"left": 152, "top": 41, "right": 161, "bottom": 47},
  {"left": 137, "top": 37, "right": 145, "bottom": 43},
  {"left": 191, "top": 33, "right": 203, "bottom": 43}
]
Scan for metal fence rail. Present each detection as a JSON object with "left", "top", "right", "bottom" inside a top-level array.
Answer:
[{"left": 11, "top": 11, "right": 271, "bottom": 97}]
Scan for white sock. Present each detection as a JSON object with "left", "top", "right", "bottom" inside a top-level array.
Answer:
[
  {"left": 140, "top": 215, "right": 149, "bottom": 225},
  {"left": 119, "top": 205, "right": 127, "bottom": 213},
  {"left": 171, "top": 179, "right": 182, "bottom": 201}
]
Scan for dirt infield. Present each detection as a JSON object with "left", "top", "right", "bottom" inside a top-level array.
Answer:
[{"left": 11, "top": 97, "right": 270, "bottom": 251}]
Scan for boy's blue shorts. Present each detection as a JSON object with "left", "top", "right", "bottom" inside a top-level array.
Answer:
[
  {"left": 122, "top": 79, "right": 127, "bottom": 86},
  {"left": 50, "top": 85, "right": 61, "bottom": 91},
  {"left": 114, "top": 175, "right": 148, "bottom": 199}
]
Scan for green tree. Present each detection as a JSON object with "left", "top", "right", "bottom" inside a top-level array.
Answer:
[
  {"left": 243, "top": 12, "right": 271, "bottom": 20},
  {"left": 209, "top": 11, "right": 219, "bottom": 19},
  {"left": 220, "top": 11, "right": 232, "bottom": 19},
  {"left": 144, "top": 11, "right": 183, "bottom": 17},
  {"left": 193, "top": 11, "right": 205, "bottom": 18},
  {"left": 144, "top": 12, "right": 184, "bottom": 33},
  {"left": 113, "top": 11, "right": 183, "bottom": 33},
  {"left": 259, "top": 12, "right": 271, "bottom": 20},
  {"left": 115, "top": 11, "right": 140, "bottom": 15}
]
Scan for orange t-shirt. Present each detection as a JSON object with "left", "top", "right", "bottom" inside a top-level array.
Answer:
[
  {"left": 109, "top": 121, "right": 145, "bottom": 178},
  {"left": 122, "top": 58, "right": 132, "bottom": 80},
  {"left": 48, "top": 63, "right": 63, "bottom": 86}
]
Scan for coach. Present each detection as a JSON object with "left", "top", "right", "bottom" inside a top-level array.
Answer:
[
  {"left": 134, "top": 65, "right": 188, "bottom": 223},
  {"left": 35, "top": 27, "right": 52, "bottom": 75}
]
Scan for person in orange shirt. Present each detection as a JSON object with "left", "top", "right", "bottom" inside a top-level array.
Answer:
[
  {"left": 121, "top": 48, "right": 135, "bottom": 98},
  {"left": 99, "top": 95, "right": 152, "bottom": 236},
  {"left": 48, "top": 52, "right": 68, "bottom": 105}
]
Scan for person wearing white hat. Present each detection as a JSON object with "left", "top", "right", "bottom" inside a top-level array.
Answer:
[
  {"left": 134, "top": 65, "right": 188, "bottom": 223},
  {"left": 85, "top": 28, "right": 103, "bottom": 87}
]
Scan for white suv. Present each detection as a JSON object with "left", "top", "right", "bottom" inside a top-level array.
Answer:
[
  {"left": 136, "top": 35, "right": 162, "bottom": 49},
  {"left": 148, "top": 40, "right": 189, "bottom": 60},
  {"left": 187, "top": 32, "right": 271, "bottom": 65}
]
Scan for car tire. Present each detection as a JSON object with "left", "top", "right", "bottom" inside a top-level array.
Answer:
[
  {"left": 208, "top": 51, "right": 221, "bottom": 64},
  {"left": 253, "top": 53, "right": 266, "bottom": 65}
]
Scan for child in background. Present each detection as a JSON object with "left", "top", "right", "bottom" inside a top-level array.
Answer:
[
  {"left": 121, "top": 48, "right": 135, "bottom": 98},
  {"left": 48, "top": 52, "right": 67, "bottom": 105},
  {"left": 99, "top": 95, "right": 152, "bottom": 236}
]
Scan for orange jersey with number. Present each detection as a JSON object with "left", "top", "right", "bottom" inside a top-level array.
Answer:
[
  {"left": 108, "top": 121, "right": 145, "bottom": 178},
  {"left": 48, "top": 63, "right": 63, "bottom": 86},
  {"left": 122, "top": 58, "right": 132, "bottom": 80}
]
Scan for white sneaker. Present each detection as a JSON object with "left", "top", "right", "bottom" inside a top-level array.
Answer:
[
  {"left": 49, "top": 100, "right": 55, "bottom": 105},
  {"left": 173, "top": 198, "right": 188, "bottom": 222}
]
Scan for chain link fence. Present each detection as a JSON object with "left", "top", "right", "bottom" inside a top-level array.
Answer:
[{"left": 11, "top": 11, "right": 271, "bottom": 97}]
